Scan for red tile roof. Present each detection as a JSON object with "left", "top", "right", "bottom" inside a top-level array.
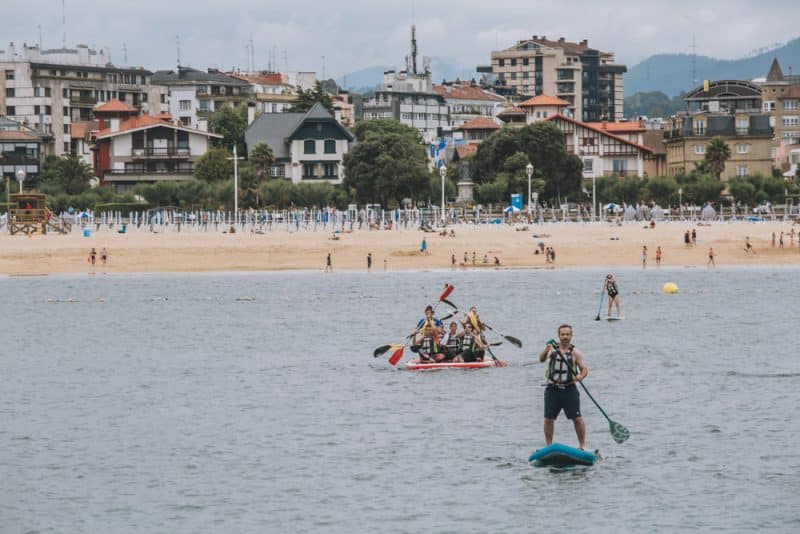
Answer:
[
  {"left": 546, "top": 114, "right": 653, "bottom": 154},
  {"left": 95, "top": 114, "right": 222, "bottom": 139},
  {"left": 70, "top": 121, "right": 98, "bottom": 140},
  {"left": 454, "top": 143, "right": 479, "bottom": 159},
  {"left": 432, "top": 84, "right": 505, "bottom": 102},
  {"left": 584, "top": 120, "right": 645, "bottom": 133},
  {"left": 230, "top": 72, "right": 286, "bottom": 85},
  {"left": 519, "top": 95, "right": 570, "bottom": 108},
  {"left": 93, "top": 99, "right": 137, "bottom": 113},
  {"left": 497, "top": 105, "right": 526, "bottom": 116},
  {"left": 456, "top": 116, "right": 500, "bottom": 130},
  {"left": 0, "top": 130, "right": 41, "bottom": 141}
]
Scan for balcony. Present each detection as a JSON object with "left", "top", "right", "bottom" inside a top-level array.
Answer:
[
  {"left": 0, "top": 155, "right": 40, "bottom": 166},
  {"left": 104, "top": 169, "right": 194, "bottom": 182},
  {"left": 70, "top": 95, "right": 97, "bottom": 106},
  {"left": 131, "top": 147, "right": 191, "bottom": 158}
]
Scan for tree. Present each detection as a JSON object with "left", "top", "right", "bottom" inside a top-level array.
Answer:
[
  {"left": 645, "top": 176, "right": 679, "bottom": 206},
  {"left": 705, "top": 137, "right": 732, "bottom": 180},
  {"left": 342, "top": 119, "right": 429, "bottom": 206},
  {"left": 209, "top": 104, "right": 248, "bottom": 154},
  {"left": 194, "top": 147, "right": 233, "bottom": 182},
  {"left": 288, "top": 81, "right": 335, "bottom": 113},
  {"left": 38, "top": 155, "right": 93, "bottom": 195},
  {"left": 249, "top": 142, "right": 275, "bottom": 179},
  {"left": 728, "top": 177, "right": 758, "bottom": 205}
]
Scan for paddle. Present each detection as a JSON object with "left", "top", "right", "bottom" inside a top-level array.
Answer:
[
  {"left": 595, "top": 280, "right": 606, "bottom": 321},
  {"left": 550, "top": 347, "right": 630, "bottom": 444},
  {"left": 440, "top": 299, "right": 522, "bottom": 348},
  {"left": 373, "top": 311, "right": 456, "bottom": 359},
  {"left": 483, "top": 343, "right": 508, "bottom": 367}
]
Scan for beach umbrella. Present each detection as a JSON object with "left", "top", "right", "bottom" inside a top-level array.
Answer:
[
  {"left": 623, "top": 205, "right": 638, "bottom": 221},
  {"left": 504, "top": 205, "right": 521, "bottom": 213},
  {"left": 701, "top": 204, "right": 716, "bottom": 220}
]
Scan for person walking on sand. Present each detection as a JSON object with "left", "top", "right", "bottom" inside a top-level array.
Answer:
[
  {"left": 539, "top": 325, "right": 589, "bottom": 450},
  {"left": 772, "top": 232, "right": 776, "bottom": 247},
  {"left": 420, "top": 237, "right": 427, "bottom": 254},
  {"left": 779, "top": 232, "right": 784, "bottom": 250},
  {"left": 744, "top": 236, "right": 755, "bottom": 255},
  {"left": 708, "top": 247, "right": 716, "bottom": 268},
  {"left": 451, "top": 253, "right": 456, "bottom": 268},
  {"left": 88, "top": 247, "right": 97, "bottom": 272},
  {"left": 100, "top": 247, "right": 108, "bottom": 268},
  {"left": 325, "top": 252, "right": 333, "bottom": 272},
  {"left": 656, "top": 246, "right": 662, "bottom": 267},
  {"left": 367, "top": 252, "right": 372, "bottom": 271},
  {"left": 641, "top": 245, "right": 648, "bottom": 269}
]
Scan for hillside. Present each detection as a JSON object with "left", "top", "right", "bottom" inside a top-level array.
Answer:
[
  {"left": 336, "top": 57, "right": 478, "bottom": 93},
  {"left": 626, "top": 37, "right": 800, "bottom": 97}
]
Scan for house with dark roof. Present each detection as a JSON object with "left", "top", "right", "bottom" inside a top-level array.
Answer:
[
  {"left": 244, "top": 103, "right": 353, "bottom": 184},
  {"left": 761, "top": 58, "right": 800, "bottom": 175},
  {"left": 89, "top": 100, "right": 222, "bottom": 192},
  {"left": 150, "top": 67, "right": 251, "bottom": 131}
]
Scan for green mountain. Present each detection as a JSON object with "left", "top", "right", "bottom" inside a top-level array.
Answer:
[
  {"left": 335, "top": 57, "right": 478, "bottom": 93},
  {"left": 626, "top": 37, "right": 800, "bottom": 97}
]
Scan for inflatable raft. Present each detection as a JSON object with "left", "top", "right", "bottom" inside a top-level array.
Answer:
[
  {"left": 529, "top": 443, "right": 597, "bottom": 467},
  {"left": 405, "top": 358, "right": 500, "bottom": 371}
]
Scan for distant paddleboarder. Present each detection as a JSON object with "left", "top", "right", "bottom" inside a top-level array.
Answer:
[{"left": 605, "top": 274, "right": 621, "bottom": 318}]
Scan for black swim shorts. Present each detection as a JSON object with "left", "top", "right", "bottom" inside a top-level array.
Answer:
[{"left": 544, "top": 384, "right": 581, "bottom": 420}]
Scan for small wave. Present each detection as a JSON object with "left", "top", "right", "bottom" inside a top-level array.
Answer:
[{"left": 727, "top": 371, "right": 800, "bottom": 378}]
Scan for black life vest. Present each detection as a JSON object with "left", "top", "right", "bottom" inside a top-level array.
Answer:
[
  {"left": 421, "top": 334, "right": 438, "bottom": 354},
  {"left": 606, "top": 281, "right": 618, "bottom": 297},
  {"left": 444, "top": 332, "right": 460, "bottom": 352},
  {"left": 461, "top": 333, "right": 475, "bottom": 352},
  {"left": 547, "top": 345, "right": 576, "bottom": 385}
]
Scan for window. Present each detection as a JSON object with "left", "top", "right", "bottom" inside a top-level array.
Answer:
[
  {"left": 498, "top": 59, "right": 505, "bottom": 67},
  {"left": 695, "top": 144, "right": 706, "bottom": 154},
  {"left": 785, "top": 100, "right": 798, "bottom": 111},
  {"left": 523, "top": 58, "right": 529, "bottom": 66},
  {"left": 34, "top": 105, "right": 41, "bottom": 115},
  {"left": 304, "top": 140, "right": 316, "bottom": 154},
  {"left": 45, "top": 87, "right": 51, "bottom": 97},
  {"left": 510, "top": 58, "right": 517, "bottom": 66},
  {"left": 583, "top": 159, "right": 593, "bottom": 173},
  {"left": 737, "top": 165, "right": 748, "bottom": 177},
  {"left": 763, "top": 101, "right": 776, "bottom": 112},
  {"left": 5, "top": 88, "right": 14, "bottom": 98},
  {"left": 510, "top": 72, "right": 517, "bottom": 80},
  {"left": 613, "top": 160, "right": 627, "bottom": 172},
  {"left": 269, "top": 164, "right": 285, "bottom": 177},
  {"left": 179, "top": 100, "right": 191, "bottom": 111},
  {"left": 180, "top": 117, "right": 191, "bottom": 126},
  {"left": 198, "top": 100, "right": 209, "bottom": 111},
  {"left": 736, "top": 144, "right": 748, "bottom": 154},
  {"left": 324, "top": 139, "right": 336, "bottom": 154},
  {"left": 63, "top": 107, "right": 69, "bottom": 116},
  {"left": 64, "top": 124, "right": 70, "bottom": 134},
  {"left": 693, "top": 120, "right": 705, "bottom": 135},
  {"left": 736, "top": 119, "right": 749, "bottom": 134},
  {"left": 783, "top": 116, "right": 798, "bottom": 127},
  {"left": 4, "top": 70, "right": 14, "bottom": 80},
  {"left": 6, "top": 106, "right": 15, "bottom": 115},
  {"left": 63, "top": 88, "right": 68, "bottom": 98},
  {"left": 323, "top": 163, "right": 336, "bottom": 177},
  {"left": 303, "top": 163, "right": 315, "bottom": 177}
]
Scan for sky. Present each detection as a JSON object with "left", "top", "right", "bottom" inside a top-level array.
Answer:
[{"left": 3, "top": 0, "right": 798, "bottom": 78}]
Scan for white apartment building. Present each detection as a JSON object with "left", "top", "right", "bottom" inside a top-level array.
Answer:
[{"left": 0, "top": 43, "right": 167, "bottom": 156}]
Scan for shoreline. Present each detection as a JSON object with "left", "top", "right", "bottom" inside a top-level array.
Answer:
[{"left": 2, "top": 221, "right": 799, "bottom": 275}]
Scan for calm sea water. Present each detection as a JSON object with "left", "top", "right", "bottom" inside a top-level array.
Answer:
[{"left": 2, "top": 268, "right": 799, "bottom": 533}]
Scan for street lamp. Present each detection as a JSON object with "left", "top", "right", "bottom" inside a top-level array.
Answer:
[
  {"left": 227, "top": 145, "right": 244, "bottom": 226},
  {"left": 532, "top": 191, "right": 539, "bottom": 223},
  {"left": 439, "top": 164, "right": 447, "bottom": 224},
  {"left": 16, "top": 168, "right": 26, "bottom": 193},
  {"left": 526, "top": 162, "right": 533, "bottom": 219}
]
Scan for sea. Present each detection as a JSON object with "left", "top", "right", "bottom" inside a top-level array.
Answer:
[{"left": 2, "top": 267, "right": 799, "bottom": 533}]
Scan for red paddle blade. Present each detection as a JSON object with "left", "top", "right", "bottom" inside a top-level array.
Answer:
[
  {"left": 439, "top": 284, "right": 455, "bottom": 302},
  {"left": 388, "top": 347, "right": 404, "bottom": 366}
]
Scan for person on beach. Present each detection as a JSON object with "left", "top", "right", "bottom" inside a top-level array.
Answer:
[
  {"left": 100, "top": 248, "right": 108, "bottom": 268},
  {"left": 684, "top": 230, "right": 691, "bottom": 247},
  {"left": 605, "top": 274, "right": 621, "bottom": 318},
  {"left": 383, "top": 258, "right": 387, "bottom": 271},
  {"left": 88, "top": 247, "right": 97, "bottom": 268},
  {"left": 744, "top": 237, "right": 755, "bottom": 255},
  {"left": 451, "top": 253, "right": 456, "bottom": 268},
  {"left": 772, "top": 232, "right": 776, "bottom": 247},
  {"left": 641, "top": 245, "right": 648, "bottom": 268},
  {"left": 779, "top": 232, "right": 784, "bottom": 250},
  {"left": 325, "top": 253, "right": 332, "bottom": 272},
  {"left": 708, "top": 247, "right": 716, "bottom": 268},
  {"left": 655, "top": 246, "right": 662, "bottom": 267},
  {"left": 539, "top": 325, "right": 589, "bottom": 450},
  {"left": 367, "top": 252, "right": 372, "bottom": 271},
  {"left": 420, "top": 237, "right": 427, "bottom": 254},
  {"left": 691, "top": 229, "right": 697, "bottom": 246}
]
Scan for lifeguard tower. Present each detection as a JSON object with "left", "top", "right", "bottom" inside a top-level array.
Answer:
[{"left": 7, "top": 192, "right": 71, "bottom": 235}]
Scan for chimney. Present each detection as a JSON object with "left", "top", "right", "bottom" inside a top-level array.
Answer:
[
  {"left": 532, "top": 35, "right": 538, "bottom": 40},
  {"left": 247, "top": 101, "right": 256, "bottom": 125},
  {"left": 559, "top": 37, "right": 565, "bottom": 44},
  {"left": 580, "top": 39, "right": 588, "bottom": 47},
  {"left": 602, "top": 119, "right": 607, "bottom": 130}
]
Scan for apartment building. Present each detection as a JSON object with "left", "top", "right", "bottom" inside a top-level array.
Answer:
[
  {"left": 361, "top": 26, "right": 449, "bottom": 144},
  {"left": 0, "top": 116, "right": 43, "bottom": 183},
  {"left": 663, "top": 111, "right": 773, "bottom": 180},
  {"left": 761, "top": 58, "right": 800, "bottom": 175},
  {"left": 0, "top": 43, "right": 167, "bottom": 157},
  {"left": 477, "top": 35, "right": 626, "bottom": 122},
  {"left": 230, "top": 72, "right": 297, "bottom": 115},
  {"left": 150, "top": 67, "right": 251, "bottom": 131},
  {"left": 431, "top": 82, "right": 506, "bottom": 129}
]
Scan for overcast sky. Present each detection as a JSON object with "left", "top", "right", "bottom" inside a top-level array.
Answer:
[{"left": 3, "top": 0, "right": 798, "bottom": 77}]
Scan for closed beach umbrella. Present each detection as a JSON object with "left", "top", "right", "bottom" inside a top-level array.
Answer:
[{"left": 701, "top": 204, "right": 716, "bottom": 220}]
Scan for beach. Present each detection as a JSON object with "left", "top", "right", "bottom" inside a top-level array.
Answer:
[{"left": 1, "top": 221, "right": 799, "bottom": 275}]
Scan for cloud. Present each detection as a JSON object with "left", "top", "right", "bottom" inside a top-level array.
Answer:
[{"left": 3, "top": 0, "right": 798, "bottom": 77}]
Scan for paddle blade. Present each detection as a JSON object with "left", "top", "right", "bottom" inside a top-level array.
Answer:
[
  {"left": 373, "top": 344, "right": 392, "bottom": 358},
  {"left": 388, "top": 347, "right": 404, "bottom": 366},
  {"left": 609, "top": 420, "right": 630, "bottom": 444},
  {"left": 505, "top": 335, "right": 523, "bottom": 348},
  {"left": 440, "top": 298, "right": 458, "bottom": 311},
  {"left": 595, "top": 315, "right": 601, "bottom": 321},
  {"left": 495, "top": 359, "right": 508, "bottom": 368},
  {"left": 439, "top": 284, "right": 455, "bottom": 302}
]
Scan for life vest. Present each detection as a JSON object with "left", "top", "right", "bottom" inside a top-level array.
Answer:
[
  {"left": 547, "top": 344, "right": 577, "bottom": 385},
  {"left": 461, "top": 332, "right": 475, "bottom": 352},
  {"left": 444, "top": 332, "right": 460, "bottom": 353},
  {"left": 421, "top": 334, "right": 438, "bottom": 354},
  {"left": 606, "top": 281, "right": 618, "bottom": 298}
]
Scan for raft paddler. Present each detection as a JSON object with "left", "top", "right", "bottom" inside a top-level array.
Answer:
[
  {"left": 437, "top": 321, "right": 461, "bottom": 362},
  {"left": 411, "top": 305, "right": 444, "bottom": 355},
  {"left": 462, "top": 306, "right": 487, "bottom": 361},
  {"left": 458, "top": 322, "right": 488, "bottom": 363},
  {"left": 539, "top": 324, "right": 589, "bottom": 450}
]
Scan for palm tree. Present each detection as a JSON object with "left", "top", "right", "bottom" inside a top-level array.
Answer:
[
  {"left": 250, "top": 142, "right": 275, "bottom": 179},
  {"left": 705, "top": 136, "right": 732, "bottom": 180}
]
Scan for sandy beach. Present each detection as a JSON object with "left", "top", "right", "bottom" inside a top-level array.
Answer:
[{"left": 1, "top": 221, "right": 799, "bottom": 275}]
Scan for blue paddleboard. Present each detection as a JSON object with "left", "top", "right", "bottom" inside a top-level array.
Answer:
[{"left": 529, "top": 443, "right": 597, "bottom": 467}]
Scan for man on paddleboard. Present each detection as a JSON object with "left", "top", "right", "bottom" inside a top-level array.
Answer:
[{"left": 539, "top": 325, "right": 589, "bottom": 450}]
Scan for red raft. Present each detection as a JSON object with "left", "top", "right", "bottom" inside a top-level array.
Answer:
[{"left": 405, "top": 358, "right": 502, "bottom": 371}]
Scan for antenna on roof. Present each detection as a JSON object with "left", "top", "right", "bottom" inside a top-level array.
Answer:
[
  {"left": 122, "top": 42, "right": 127, "bottom": 65},
  {"left": 690, "top": 33, "right": 697, "bottom": 89},
  {"left": 321, "top": 55, "right": 326, "bottom": 80},
  {"left": 250, "top": 34, "right": 255, "bottom": 73},
  {"left": 37, "top": 24, "right": 42, "bottom": 50},
  {"left": 61, "top": 0, "right": 66, "bottom": 48},
  {"left": 176, "top": 35, "right": 181, "bottom": 68}
]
